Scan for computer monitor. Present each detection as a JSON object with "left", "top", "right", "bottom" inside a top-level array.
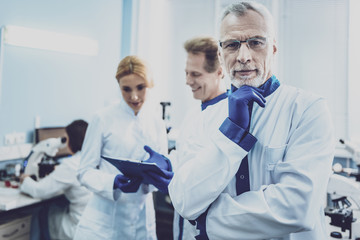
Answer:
[{"left": 35, "top": 127, "right": 72, "bottom": 158}]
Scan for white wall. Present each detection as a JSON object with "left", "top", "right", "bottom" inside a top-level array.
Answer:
[
  {"left": 0, "top": 0, "right": 123, "bottom": 147},
  {"left": 348, "top": 0, "right": 360, "bottom": 143},
  {"left": 277, "top": 0, "right": 349, "bottom": 143}
]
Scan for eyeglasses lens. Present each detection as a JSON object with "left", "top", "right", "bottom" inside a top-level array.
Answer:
[{"left": 221, "top": 38, "right": 266, "bottom": 52}]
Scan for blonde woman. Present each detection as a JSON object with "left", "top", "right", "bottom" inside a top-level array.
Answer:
[{"left": 74, "top": 56, "right": 170, "bottom": 240}]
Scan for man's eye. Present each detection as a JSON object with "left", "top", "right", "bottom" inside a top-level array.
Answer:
[
  {"left": 191, "top": 73, "right": 201, "bottom": 77},
  {"left": 249, "top": 40, "right": 262, "bottom": 46},
  {"left": 225, "top": 42, "right": 239, "bottom": 49},
  {"left": 248, "top": 39, "right": 266, "bottom": 49}
]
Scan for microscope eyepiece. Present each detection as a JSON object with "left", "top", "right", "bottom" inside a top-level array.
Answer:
[{"left": 61, "top": 136, "right": 67, "bottom": 143}]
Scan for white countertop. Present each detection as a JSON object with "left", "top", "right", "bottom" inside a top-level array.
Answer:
[{"left": 0, "top": 182, "right": 41, "bottom": 211}]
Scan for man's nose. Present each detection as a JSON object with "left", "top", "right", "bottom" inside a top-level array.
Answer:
[
  {"left": 236, "top": 44, "right": 252, "bottom": 64},
  {"left": 186, "top": 75, "right": 194, "bottom": 85}
]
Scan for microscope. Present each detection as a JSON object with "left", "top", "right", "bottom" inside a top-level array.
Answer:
[
  {"left": 160, "top": 101, "right": 177, "bottom": 153},
  {"left": 160, "top": 101, "right": 172, "bottom": 133},
  {"left": 23, "top": 137, "right": 67, "bottom": 180},
  {"left": 326, "top": 139, "right": 360, "bottom": 239}
]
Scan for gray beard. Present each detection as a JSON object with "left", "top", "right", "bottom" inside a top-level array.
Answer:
[{"left": 230, "top": 74, "right": 264, "bottom": 88}]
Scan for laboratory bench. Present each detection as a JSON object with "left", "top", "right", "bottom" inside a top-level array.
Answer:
[
  {"left": 0, "top": 182, "right": 66, "bottom": 240},
  {"left": 0, "top": 183, "right": 174, "bottom": 240}
]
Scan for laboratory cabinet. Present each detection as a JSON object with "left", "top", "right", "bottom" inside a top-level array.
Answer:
[
  {"left": 0, "top": 215, "right": 31, "bottom": 240},
  {"left": 0, "top": 184, "right": 66, "bottom": 240}
]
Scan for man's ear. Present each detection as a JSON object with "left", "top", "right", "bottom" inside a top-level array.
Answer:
[
  {"left": 272, "top": 39, "right": 277, "bottom": 55},
  {"left": 218, "top": 66, "right": 224, "bottom": 79},
  {"left": 218, "top": 51, "right": 225, "bottom": 79}
]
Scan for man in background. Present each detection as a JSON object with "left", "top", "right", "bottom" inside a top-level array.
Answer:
[
  {"left": 172, "top": 36, "right": 228, "bottom": 240},
  {"left": 20, "top": 119, "right": 91, "bottom": 240}
]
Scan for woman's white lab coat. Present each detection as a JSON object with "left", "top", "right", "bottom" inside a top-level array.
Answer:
[
  {"left": 74, "top": 98, "right": 168, "bottom": 240},
  {"left": 20, "top": 152, "right": 91, "bottom": 240},
  {"left": 169, "top": 84, "right": 335, "bottom": 240}
]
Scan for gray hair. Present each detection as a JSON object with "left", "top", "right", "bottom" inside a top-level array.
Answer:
[{"left": 220, "top": 1, "right": 275, "bottom": 37}]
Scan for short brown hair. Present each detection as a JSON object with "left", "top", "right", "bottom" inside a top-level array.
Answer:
[
  {"left": 115, "top": 55, "right": 154, "bottom": 88},
  {"left": 184, "top": 36, "right": 220, "bottom": 73},
  {"left": 65, "top": 120, "right": 88, "bottom": 153}
]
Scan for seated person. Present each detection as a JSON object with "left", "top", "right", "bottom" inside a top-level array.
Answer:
[{"left": 20, "top": 119, "right": 91, "bottom": 240}]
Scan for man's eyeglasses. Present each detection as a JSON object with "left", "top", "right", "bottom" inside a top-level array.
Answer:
[{"left": 219, "top": 37, "right": 267, "bottom": 52}]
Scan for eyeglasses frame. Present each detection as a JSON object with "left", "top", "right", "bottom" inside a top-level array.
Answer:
[{"left": 219, "top": 37, "right": 267, "bottom": 51}]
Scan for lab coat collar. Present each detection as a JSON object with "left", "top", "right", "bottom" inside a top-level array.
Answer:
[
  {"left": 201, "top": 91, "right": 229, "bottom": 111},
  {"left": 259, "top": 75, "right": 280, "bottom": 98},
  {"left": 119, "top": 98, "right": 137, "bottom": 116}
]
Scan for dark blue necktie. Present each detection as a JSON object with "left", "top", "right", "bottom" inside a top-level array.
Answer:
[
  {"left": 236, "top": 157, "right": 250, "bottom": 195},
  {"left": 235, "top": 103, "right": 252, "bottom": 195}
]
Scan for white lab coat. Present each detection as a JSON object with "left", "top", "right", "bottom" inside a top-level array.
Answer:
[
  {"left": 169, "top": 84, "right": 335, "bottom": 240},
  {"left": 74, "top": 98, "right": 168, "bottom": 240},
  {"left": 172, "top": 103, "right": 202, "bottom": 240},
  {"left": 20, "top": 152, "right": 91, "bottom": 240}
]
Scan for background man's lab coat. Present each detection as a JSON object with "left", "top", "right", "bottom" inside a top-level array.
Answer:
[{"left": 20, "top": 152, "right": 91, "bottom": 240}]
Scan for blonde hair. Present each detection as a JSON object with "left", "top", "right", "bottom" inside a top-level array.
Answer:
[{"left": 115, "top": 55, "right": 154, "bottom": 88}]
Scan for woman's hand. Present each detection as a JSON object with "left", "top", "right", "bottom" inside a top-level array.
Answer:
[{"left": 113, "top": 174, "right": 142, "bottom": 193}]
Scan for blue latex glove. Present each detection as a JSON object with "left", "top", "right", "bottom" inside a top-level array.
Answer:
[
  {"left": 228, "top": 85, "right": 266, "bottom": 129},
  {"left": 113, "top": 174, "right": 142, "bottom": 193},
  {"left": 142, "top": 170, "right": 174, "bottom": 194},
  {"left": 143, "top": 145, "right": 172, "bottom": 171}
]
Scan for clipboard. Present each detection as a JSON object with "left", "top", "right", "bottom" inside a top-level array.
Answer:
[{"left": 101, "top": 156, "right": 166, "bottom": 180}]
